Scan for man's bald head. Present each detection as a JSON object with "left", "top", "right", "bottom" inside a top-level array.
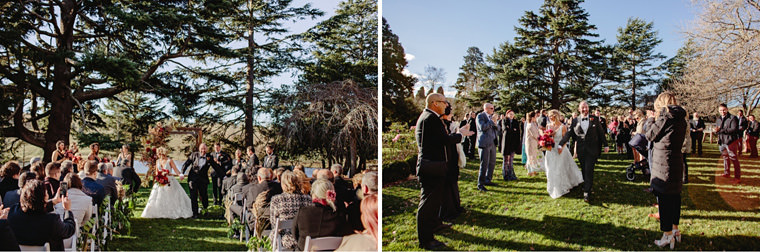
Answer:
[
  {"left": 426, "top": 93, "right": 447, "bottom": 114},
  {"left": 483, "top": 103, "right": 494, "bottom": 115}
]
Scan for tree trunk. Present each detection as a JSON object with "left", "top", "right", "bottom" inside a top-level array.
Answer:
[
  {"left": 244, "top": 1, "right": 255, "bottom": 149},
  {"left": 348, "top": 137, "right": 357, "bottom": 177},
  {"left": 631, "top": 67, "right": 637, "bottom": 110}
]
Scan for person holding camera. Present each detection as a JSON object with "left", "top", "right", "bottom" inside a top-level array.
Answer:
[{"left": 414, "top": 93, "right": 473, "bottom": 250}]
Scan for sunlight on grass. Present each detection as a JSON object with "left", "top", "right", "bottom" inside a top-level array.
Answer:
[{"left": 383, "top": 144, "right": 760, "bottom": 251}]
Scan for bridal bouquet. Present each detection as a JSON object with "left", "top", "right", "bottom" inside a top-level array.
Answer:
[
  {"left": 155, "top": 169, "right": 170, "bottom": 187},
  {"left": 538, "top": 129, "right": 555, "bottom": 151}
]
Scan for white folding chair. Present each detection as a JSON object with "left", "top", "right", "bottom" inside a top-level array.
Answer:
[
  {"left": 89, "top": 204, "right": 98, "bottom": 252},
  {"left": 103, "top": 201, "right": 111, "bottom": 242},
  {"left": 272, "top": 216, "right": 294, "bottom": 251},
  {"left": 303, "top": 236, "right": 343, "bottom": 252},
  {"left": 19, "top": 243, "right": 49, "bottom": 251},
  {"left": 63, "top": 228, "right": 78, "bottom": 252}
]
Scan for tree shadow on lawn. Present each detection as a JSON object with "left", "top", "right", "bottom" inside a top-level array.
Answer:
[{"left": 447, "top": 209, "right": 760, "bottom": 251}]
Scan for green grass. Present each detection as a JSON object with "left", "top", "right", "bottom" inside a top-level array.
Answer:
[
  {"left": 109, "top": 182, "right": 247, "bottom": 251},
  {"left": 382, "top": 144, "right": 760, "bottom": 250}
]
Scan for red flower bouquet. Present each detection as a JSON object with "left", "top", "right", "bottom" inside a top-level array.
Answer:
[
  {"left": 538, "top": 129, "right": 556, "bottom": 151},
  {"left": 155, "top": 169, "right": 170, "bottom": 187}
]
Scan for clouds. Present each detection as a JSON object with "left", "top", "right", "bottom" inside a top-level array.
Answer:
[{"left": 405, "top": 53, "right": 416, "bottom": 61}]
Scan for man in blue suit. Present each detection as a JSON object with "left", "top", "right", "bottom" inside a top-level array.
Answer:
[{"left": 476, "top": 103, "right": 498, "bottom": 191}]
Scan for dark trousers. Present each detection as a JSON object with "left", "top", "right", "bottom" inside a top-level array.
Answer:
[
  {"left": 417, "top": 176, "right": 444, "bottom": 245},
  {"left": 189, "top": 180, "right": 209, "bottom": 216},
  {"left": 439, "top": 171, "right": 462, "bottom": 221},
  {"left": 211, "top": 176, "right": 224, "bottom": 205},
  {"left": 577, "top": 150, "right": 599, "bottom": 193},
  {"left": 682, "top": 154, "right": 688, "bottom": 182},
  {"left": 468, "top": 136, "right": 477, "bottom": 157},
  {"left": 463, "top": 138, "right": 471, "bottom": 156},
  {"left": 691, "top": 132, "right": 703, "bottom": 155},
  {"left": 654, "top": 191, "right": 681, "bottom": 232}
]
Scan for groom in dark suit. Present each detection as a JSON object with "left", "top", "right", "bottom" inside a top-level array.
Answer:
[
  {"left": 182, "top": 143, "right": 221, "bottom": 218},
  {"left": 558, "top": 101, "right": 608, "bottom": 203}
]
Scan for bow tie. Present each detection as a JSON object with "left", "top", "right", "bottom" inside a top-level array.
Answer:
[{"left": 581, "top": 118, "right": 588, "bottom": 121}]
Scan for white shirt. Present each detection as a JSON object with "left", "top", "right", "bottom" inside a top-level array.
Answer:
[{"left": 579, "top": 115, "right": 590, "bottom": 136}]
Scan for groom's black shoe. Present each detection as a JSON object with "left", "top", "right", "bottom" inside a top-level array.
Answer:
[
  {"left": 485, "top": 182, "right": 497, "bottom": 186},
  {"left": 420, "top": 239, "right": 446, "bottom": 250},
  {"left": 191, "top": 214, "right": 199, "bottom": 219},
  {"left": 477, "top": 185, "right": 488, "bottom": 192},
  {"left": 583, "top": 193, "right": 590, "bottom": 203}
]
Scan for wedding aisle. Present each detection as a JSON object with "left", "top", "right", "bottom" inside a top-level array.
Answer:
[
  {"left": 383, "top": 144, "right": 760, "bottom": 251},
  {"left": 110, "top": 181, "right": 247, "bottom": 251}
]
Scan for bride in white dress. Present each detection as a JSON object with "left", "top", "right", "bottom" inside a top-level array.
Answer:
[
  {"left": 543, "top": 110, "right": 584, "bottom": 199},
  {"left": 141, "top": 147, "right": 193, "bottom": 219}
]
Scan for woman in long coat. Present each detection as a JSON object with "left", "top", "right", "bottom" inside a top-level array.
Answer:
[{"left": 500, "top": 110, "right": 521, "bottom": 181}]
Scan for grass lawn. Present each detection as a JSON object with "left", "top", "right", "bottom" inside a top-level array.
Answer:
[
  {"left": 109, "top": 181, "right": 247, "bottom": 251},
  {"left": 382, "top": 143, "right": 760, "bottom": 251}
]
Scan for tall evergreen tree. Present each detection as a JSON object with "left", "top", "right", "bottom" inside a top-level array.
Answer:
[
  {"left": 613, "top": 17, "right": 665, "bottom": 110},
  {"left": 659, "top": 41, "right": 695, "bottom": 92},
  {"left": 495, "top": 0, "right": 616, "bottom": 110},
  {"left": 381, "top": 18, "right": 418, "bottom": 126},
  {"left": 0, "top": 0, "right": 236, "bottom": 161},
  {"left": 454, "top": 47, "right": 485, "bottom": 98}
]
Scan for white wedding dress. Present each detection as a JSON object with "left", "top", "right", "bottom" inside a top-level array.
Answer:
[
  {"left": 141, "top": 158, "right": 193, "bottom": 219},
  {"left": 544, "top": 125, "right": 584, "bottom": 199}
]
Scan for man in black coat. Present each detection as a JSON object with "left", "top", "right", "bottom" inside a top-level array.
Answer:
[
  {"left": 716, "top": 104, "right": 742, "bottom": 183},
  {"left": 690, "top": 112, "right": 706, "bottom": 156},
  {"left": 466, "top": 112, "right": 477, "bottom": 159},
  {"left": 261, "top": 145, "right": 279, "bottom": 169},
  {"left": 747, "top": 115, "right": 760, "bottom": 158},
  {"left": 499, "top": 110, "right": 521, "bottom": 181},
  {"left": 244, "top": 146, "right": 259, "bottom": 175},
  {"left": 414, "top": 93, "right": 473, "bottom": 250},
  {"left": 460, "top": 112, "right": 471, "bottom": 157},
  {"left": 211, "top": 142, "right": 232, "bottom": 206},
  {"left": 558, "top": 101, "right": 608, "bottom": 203},
  {"left": 737, "top": 110, "right": 749, "bottom": 155},
  {"left": 182, "top": 143, "right": 221, "bottom": 218},
  {"left": 242, "top": 168, "right": 282, "bottom": 230}
]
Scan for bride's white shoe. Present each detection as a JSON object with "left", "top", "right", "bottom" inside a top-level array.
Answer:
[{"left": 654, "top": 232, "right": 675, "bottom": 249}]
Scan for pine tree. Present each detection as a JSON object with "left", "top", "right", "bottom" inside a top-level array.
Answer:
[
  {"left": 614, "top": 17, "right": 665, "bottom": 110},
  {"left": 454, "top": 47, "right": 485, "bottom": 97},
  {"left": 416, "top": 87, "right": 427, "bottom": 100},
  {"left": 382, "top": 18, "right": 419, "bottom": 126},
  {"left": 436, "top": 86, "right": 445, "bottom": 94}
]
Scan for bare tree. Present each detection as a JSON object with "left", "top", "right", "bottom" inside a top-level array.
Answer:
[
  {"left": 422, "top": 65, "right": 446, "bottom": 93},
  {"left": 675, "top": 0, "right": 760, "bottom": 114}
]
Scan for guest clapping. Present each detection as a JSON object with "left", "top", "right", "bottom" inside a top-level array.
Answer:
[{"left": 645, "top": 92, "right": 687, "bottom": 249}]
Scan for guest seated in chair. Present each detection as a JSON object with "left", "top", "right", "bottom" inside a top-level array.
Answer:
[
  {"left": 269, "top": 171, "right": 313, "bottom": 251},
  {"left": 336, "top": 194, "right": 377, "bottom": 251},
  {"left": 293, "top": 179, "right": 353, "bottom": 251},
  {"left": 6, "top": 180, "right": 76, "bottom": 251}
]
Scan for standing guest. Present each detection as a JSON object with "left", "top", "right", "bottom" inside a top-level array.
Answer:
[
  {"left": 262, "top": 144, "right": 279, "bottom": 169},
  {"left": 269, "top": 171, "right": 313, "bottom": 251},
  {"left": 336, "top": 194, "right": 378, "bottom": 252},
  {"left": 96, "top": 163, "right": 118, "bottom": 206},
  {"left": 81, "top": 160, "right": 106, "bottom": 205},
  {"left": 245, "top": 146, "right": 260, "bottom": 175},
  {"left": 460, "top": 112, "right": 471, "bottom": 158},
  {"left": 6, "top": 180, "right": 76, "bottom": 251},
  {"left": 608, "top": 117, "right": 619, "bottom": 152},
  {"left": 716, "top": 103, "right": 742, "bottom": 184},
  {"left": 51, "top": 140, "right": 67, "bottom": 162},
  {"left": 476, "top": 103, "right": 499, "bottom": 191},
  {"left": 467, "top": 112, "right": 477, "bottom": 159},
  {"left": 231, "top": 149, "right": 245, "bottom": 177},
  {"left": 211, "top": 142, "right": 232, "bottom": 206},
  {"left": 537, "top": 109, "right": 548, "bottom": 130},
  {"left": 496, "top": 114, "right": 504, "bottom": 150},
  {"left": 44, "top": 162, "right": 62, "bottom": 200},
  {"left": 3, "top": 171, "right": 37, "bottom": 207},
  {"left": 114, "top": 144, "right": 132, "bottom": 178},
  {"left": 87, "top": 142, "right": 101, "bottom": 162},
  {"left": 737, "top": 110, "right": 749, "bottom": 155},
  {"left": 0, "top": 162, "right": 22, "bottom": 200},
  {"left": 440, "top": 104, "right": 463, "bottom": 222},
  {"left": 595, "top": 109, "right": 608, "bottom": 138},
  {"left": 500, "top": 110, "right": 521, "bottom": 181},
  {"left": 690, "top": 113, "right": 705, "bottom": 156},
  {"left": 292, "top": 179, "right": 353, "bottom": 251},
  {"left": 524, "top": 111, "right": 543, "bottom": 177},
  {"left": 747, "top": 115, "right": 760, "bottom": 158},
  {"left": 413, "top": 93, "right": 472, "bottom": 250},
  {"left": 682, "top": 115, "right": 692, "bottom": 184},
  {"left": 645, "top": 92, "right": 687, "bottom": 249},
  {"left": 521, "top": 117, "right": 528, "bottom": 164}
]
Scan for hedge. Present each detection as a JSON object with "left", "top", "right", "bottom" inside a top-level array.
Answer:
[{"left": 383, "top": 155, "right": 417, "bottom": 185}]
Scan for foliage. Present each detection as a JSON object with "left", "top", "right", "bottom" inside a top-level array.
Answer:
[
  {"left": 140, "top": 123, "right": 170, "bottom": 187},
  {"left": 383, "top": 144, "right": 760, "bottom": 250},
  {"left": 381, "top": 123, "right": 417, "bottom": 162},
  {"left": 382, "top": 159, "right": 413, "bottom": 185},
  {"left": 611, "top": 17, "right": 666, "bottom": 110},
  {"left": 0, "top": 0, "right": 238, "bottom": 161},
  {"left": 73, "top": 132, "right": 123, "bottom": 152},
  {"left": 247, "top": 235, "right": 272, "bottom": 251},
  {"left": 282, "top": 80, "right": 377, "bottom": 176},
  {"left": 228, "top": 219, "right": 245, "bottom": 239},
  {"left": 382, "top": 18, "right": 419, "bottom": 127},
  {"left": 454, "top": 47, "right": 486, "bottom": 99}
]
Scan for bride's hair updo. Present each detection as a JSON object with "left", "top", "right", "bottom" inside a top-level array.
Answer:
[{"left": 157, "top": 147, "right": 168, "bottom": 157}]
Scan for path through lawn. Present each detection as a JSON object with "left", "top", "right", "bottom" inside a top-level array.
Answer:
[
  {"left": 109, "top": 181, "right": 246, "bottom": 251},
  {"left": 382, "top": 144, "right": 760, "bottom": 251}
]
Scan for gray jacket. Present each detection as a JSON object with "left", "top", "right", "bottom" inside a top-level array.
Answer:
[{"left": 476, "top": 112, "right": 498, "bottom": 148}]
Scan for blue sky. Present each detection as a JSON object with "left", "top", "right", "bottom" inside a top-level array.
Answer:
[{"left": 382, "top": 0, "right": 697, "bottom": 96}]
